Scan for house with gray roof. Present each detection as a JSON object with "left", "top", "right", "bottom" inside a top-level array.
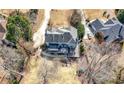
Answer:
[
  {"left": 43, "top": 26, "right": 79, "bottom": 57},
  {"left": 88, "top": 18, "right": 124, "bottom": 44}
]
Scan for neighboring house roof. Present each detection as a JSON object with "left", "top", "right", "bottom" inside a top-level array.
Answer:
[
  {"left": 89, "top": 18, "right": 124, "bottom": 43},
  {"left": 120, "top": 26, "right": 124, "bottom": 39},
  {"left": 90, "top": 19, "right": 104, "bottom": 31}
]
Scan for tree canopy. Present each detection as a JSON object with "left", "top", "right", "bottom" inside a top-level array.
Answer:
[
  {"left": 6, "top": 14, "right": 32, "bottom": 44},
  {"left": 70, "top": 10, "right": 85, "bottom": 40},
  {"left": 95, "top": 32, "right": 104, "bottom": 44},
  {"left": 117, "top": 9, "right": 124, "bottom": 24},
  {"left": 77, "top": 22, "right": 85, "bottom": 40}
]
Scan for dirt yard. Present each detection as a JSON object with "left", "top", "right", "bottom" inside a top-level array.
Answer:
[
  {"left": 49, "top": 9, "right": 73, "bottom": 27},
  {"left": 21, "top": 55, "right": 80, "bottom": 84},
  {"left": 48, "top": 63, "right": 80, "bottom": 84},
  {"left": 20, "top": 56, "right": 43, "bottom": 84},
  {"left": 83, "top": 9, "right": 116, "bottom": 21}
]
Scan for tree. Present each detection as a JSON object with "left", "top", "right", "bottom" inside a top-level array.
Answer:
[
  {"left": 6, "top": 13, "right": 32, "bottom": 44},
  {"left": 117, "top": 9, "right": 124, "bottom": 24},
  {"left": 70, "top": 10, "right": 82, "bottom": 28},
  {"left": 95, "top": 32, "right": 104, "bottom": 44},
  {"left": 70, "top": 10, "right": 85, "bottom": 40},
  {"left": 28, "top": 9, "right": 38, "bottom": 23},
  {"left": 39, "top": 57, "right": 58, "bottom": 84},
  {"left": 80, "top": 44, "right": 84, "bottom": 55},
  {"left": 77, "top": 42, "right": 122, "bottom": 83},
  {"left": 0, "top": 45, "right": 25, "bottom": 83},
  {"left": 77, "top": 22, "right": 85, "bottom": 40}
]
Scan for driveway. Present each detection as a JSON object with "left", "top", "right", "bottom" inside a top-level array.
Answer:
[
  {"left": 81, "top": 10, "right": 94, "bottom": 40},
  {"left": 33, "top": 9, "right": 51, "bottom": 49}
]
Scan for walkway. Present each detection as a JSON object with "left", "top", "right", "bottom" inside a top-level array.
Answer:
[{"left": 81, "top": 10, "right": 94, "bottom": 39}]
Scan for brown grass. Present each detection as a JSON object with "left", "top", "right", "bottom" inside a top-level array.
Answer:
[
  {"left": 48, "top": 63, "right": 80, "bottom": 84},
  {"left": 84, "top": 9, "right": 116, "bottom": 21},
  {"left": 32, "top": 9, "right": 44, "bottom": 33},
  {"left": 20, "top": 56, "right": 43, "bottom": 84},
  {"left": 49, "top": 9, "right": 73, "bottom": 27},
  {"left": 21, "top": 55, "right": 80, "bottom": 84}
]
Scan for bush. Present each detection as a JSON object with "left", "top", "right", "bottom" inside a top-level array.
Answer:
[
  {"left": 6, "top": 14, "right": 32, "bottom": 44},
  {"left": 80, "top": 44, "right": 84, "bottom": 54},
  {"left": 77, "top": 22, "right": 85, "bottom": 40},
  {"left": 117, "top": 9, "right": 124, "bottom": 24},
  {"left": 8, "top": 73, "right": 20, "bottom": 84},
  {"left": 10, "top": 79, "right": 19, "bottom": 84}
]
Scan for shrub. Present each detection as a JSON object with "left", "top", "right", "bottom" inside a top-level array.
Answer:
[
  {"left": 80, "top": 44, "right": 84, "bottom": 54},
  {"left": 117, "top": 9, "right": 124, "bottom": 24},
  {"left": 10, "top": 79, "right": 19, "bottom": 84},
  {"left": 77, "top": 22, "right": 85, "bottom": 40}
]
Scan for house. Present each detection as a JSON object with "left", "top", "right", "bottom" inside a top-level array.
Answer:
[
  {"left": 88, "top": 18, "right": 124, "bottom": 44},
  {"left": 43, "top": 26, "right": 79, "bottom": 57}
]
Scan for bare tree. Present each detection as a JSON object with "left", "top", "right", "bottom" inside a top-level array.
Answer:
[
  {"left": 70, "top": 10, "right": 82, "bottom": 28},
  {"left": 77, "top": 42, "right": 122, "bottom": 84},
  {"left": 0, "top": 45, "right": 25, "bottom": 83},
  {"left": 38, "top": 57, "right": 58, "bottom": 84}
]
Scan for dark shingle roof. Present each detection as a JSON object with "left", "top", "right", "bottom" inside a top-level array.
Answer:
[
  {"left": 90, "top": 19, "right": 104, "bottom": 31},
  {"left": 63, "top": 32, "right": 72, "bottom": 42},
  {"left": 119, "top": 26, "right": 124, "bottom": 38},
  {"left": 98, "top": 28, "right": 110, "bottom": 37},
  {"left": 45, "top": 34, "right": 53, "bottom": 42},
  {"left": 89, "top": 18, "right": 124, "bottom": 43},
  {"left": 45, "top": 27, "right": 77, "bottom": 45},
  {"left": 104, "top": 19, "right": 114, "bottom": 25}
]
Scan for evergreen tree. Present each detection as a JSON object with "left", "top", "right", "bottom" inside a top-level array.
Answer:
[{"left": 117, "top": 9, "right": 124, "bottom": 24}]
